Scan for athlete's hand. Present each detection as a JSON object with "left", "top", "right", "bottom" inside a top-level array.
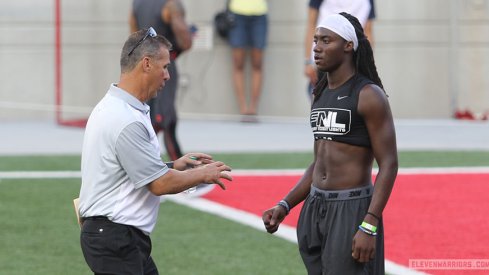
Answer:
[
  {"left": 173, "top": 153, "right": 213, "bottom": 170},
  {"left": 351, "top": 230, "right": 376, "bottom": 263},
  {"left": 262, "top": 206, "right": 287, "bottom": 234}
]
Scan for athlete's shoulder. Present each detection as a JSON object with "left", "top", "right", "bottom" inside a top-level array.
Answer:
[
  {"left": 361, "top": 82, "right": 386, "bottom": 97},
  {"left": 358, "top": 83, "right": 390, "bottom": 118}
]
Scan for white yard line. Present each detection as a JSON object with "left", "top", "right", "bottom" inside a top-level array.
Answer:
[
  {"left": 0, "top": 170, "right": 81, "bottom": 179},
  {"left": 2, "top": 167, "right": 489, "bottom": 179}
]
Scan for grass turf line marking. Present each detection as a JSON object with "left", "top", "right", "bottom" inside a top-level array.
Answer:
[
  {"left": 2, "top": 167, "right": 489, "bottom": 179},
  {"left": 0, "top": 170, "right": 81, "bottom": 179}
]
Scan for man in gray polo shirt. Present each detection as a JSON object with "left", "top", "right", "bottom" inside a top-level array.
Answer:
[{"left": 78, "top": 27, "right": 232, "bottom": 275}]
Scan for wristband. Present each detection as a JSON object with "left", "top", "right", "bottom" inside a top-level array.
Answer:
[
  {"left": 165, "top": 162, "right": 174, "bottom": 169},
  {"left": 277, "top": 200, "right": 290, "bottom": 215},
  {"left": 360, "top": 221, "right": 377, "bottom": 233},
  {"left": 358, "top": 225, "right": 377, "bottom": 236}
]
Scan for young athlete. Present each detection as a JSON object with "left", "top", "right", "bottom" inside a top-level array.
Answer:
[{"left": 262, "top": 12, "right": 397, "bottom": 274}]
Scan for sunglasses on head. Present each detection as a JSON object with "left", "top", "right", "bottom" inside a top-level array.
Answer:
[{"left": 128, "top": 27, "right": 157, "bottom": 56}]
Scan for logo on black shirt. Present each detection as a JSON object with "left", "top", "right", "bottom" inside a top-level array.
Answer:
[{"left": 311, "top": 108, "right": 351, "bottom": 135}]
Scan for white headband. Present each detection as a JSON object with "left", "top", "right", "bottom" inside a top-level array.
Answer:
[{"left": 317, "top": 14, "right": 358, "bottom": 51}]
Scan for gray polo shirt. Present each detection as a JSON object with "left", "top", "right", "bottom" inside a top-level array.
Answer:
[{"left": 79, "top": 84, "right": 169, "bottom": 234}]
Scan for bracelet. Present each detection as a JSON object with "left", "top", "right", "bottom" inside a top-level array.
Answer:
[
  {"left": 165, "top": 162, "right": 174, "bottom": 169},
  {"left": 361, "top": 221, "right": 377, "bottom": 233},
  {"left": 277, "top": 200, "right": 290, "bottom": 215},
  {"left": 367, "top": 212, "right": 381, "bottom": 222},
  {"left": 358, "top": 225, "right": 377, "bottom": 236}
]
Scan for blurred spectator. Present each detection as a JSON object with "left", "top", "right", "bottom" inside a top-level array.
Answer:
[
  {"left": 365, "top": 0, "right": 376, "bottom": 47},
  {"left": 228, "top": 0, "right": 268, "bottom": 122}
]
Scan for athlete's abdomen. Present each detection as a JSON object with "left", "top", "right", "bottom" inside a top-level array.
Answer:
[{"left": 313, "top": 140, "right": 374, "bottom": 190}]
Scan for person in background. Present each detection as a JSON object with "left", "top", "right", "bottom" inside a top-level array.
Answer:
[
  {"left": 79, "top": 28, "right": 232, "bottom": 275},
  {"left": 130, "top": 0, "right": 192, "bottom": 161},
  {"left": 364, "top": 0, "right": 376, "bottom": 47},
  {"left": 130, "top": 0, "right": 215, "bottom": 197},
  {"left": 263, "top": 12, "right": 397, "bottom": 274},
  {"left": 228, "top": 0, "right": 268, "bottom": 123},
  {"left": 304, "top": 0, "right": 371, "bottom": 98}
]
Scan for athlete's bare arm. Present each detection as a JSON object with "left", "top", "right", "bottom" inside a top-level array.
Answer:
[
  {"left": 262, "top": 143, "right": 317, "bottom": 234},
  {"left": 358, "top": 84, "right": 397, "bottom": 221},
  {"left": 304, "top": 6, "right": 319, "bottom": 85},
  {"left": 128, "top": 10, "right": 138, "bottom": 33},
  {"left": 162, "top": 0, "right": 192, "bottom": 51},
  {"left": 352, "top": 84, "right": 398, "bottom": 263}
]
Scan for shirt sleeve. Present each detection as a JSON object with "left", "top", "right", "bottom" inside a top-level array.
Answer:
[
  {"left": 308, "top": 0, "right": 323, "bottom": 9},
  {"left": 115, "top": 121, "right": 169, "bottom": 189}
]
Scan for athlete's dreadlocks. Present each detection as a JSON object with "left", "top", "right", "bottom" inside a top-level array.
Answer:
[{"left": 313, "top": 12, "right": 385, "bottom": 100}]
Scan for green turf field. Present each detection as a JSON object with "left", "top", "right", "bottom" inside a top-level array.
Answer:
[
  {"left": 0, "top": 179, "right": 304, "bottom": 275},
  {"left": 1, "top": 151, "right": 488, "bottom": 274}
]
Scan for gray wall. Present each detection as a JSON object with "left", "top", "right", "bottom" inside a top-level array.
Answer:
[
  {"left": 377, "top": 0, "right": 489, "bottom": 118},
  {"left": 0, "top": 0, "right": 488, "bottom": 121}
]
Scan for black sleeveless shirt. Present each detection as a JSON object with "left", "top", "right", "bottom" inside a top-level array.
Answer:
[{"left": 310, "top": 74, "right": 374, "bottom": 148}]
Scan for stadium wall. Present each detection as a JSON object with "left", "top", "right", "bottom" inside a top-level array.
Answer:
[{"left": 0, "top": 0, "right": 488, "bottom": 121}]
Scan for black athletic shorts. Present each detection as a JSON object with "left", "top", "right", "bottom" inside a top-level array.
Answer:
[{"left": 297, "top": 185, "right": 384, "bottom": 275}]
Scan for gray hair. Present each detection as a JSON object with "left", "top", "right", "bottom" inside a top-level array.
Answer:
[{"left": 120, "top": 29, "right": 172, "bottom": 73}]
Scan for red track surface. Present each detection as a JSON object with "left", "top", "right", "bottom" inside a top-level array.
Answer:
[{"left": 203, "top": 172, "right": 489, "bottom": 275}]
